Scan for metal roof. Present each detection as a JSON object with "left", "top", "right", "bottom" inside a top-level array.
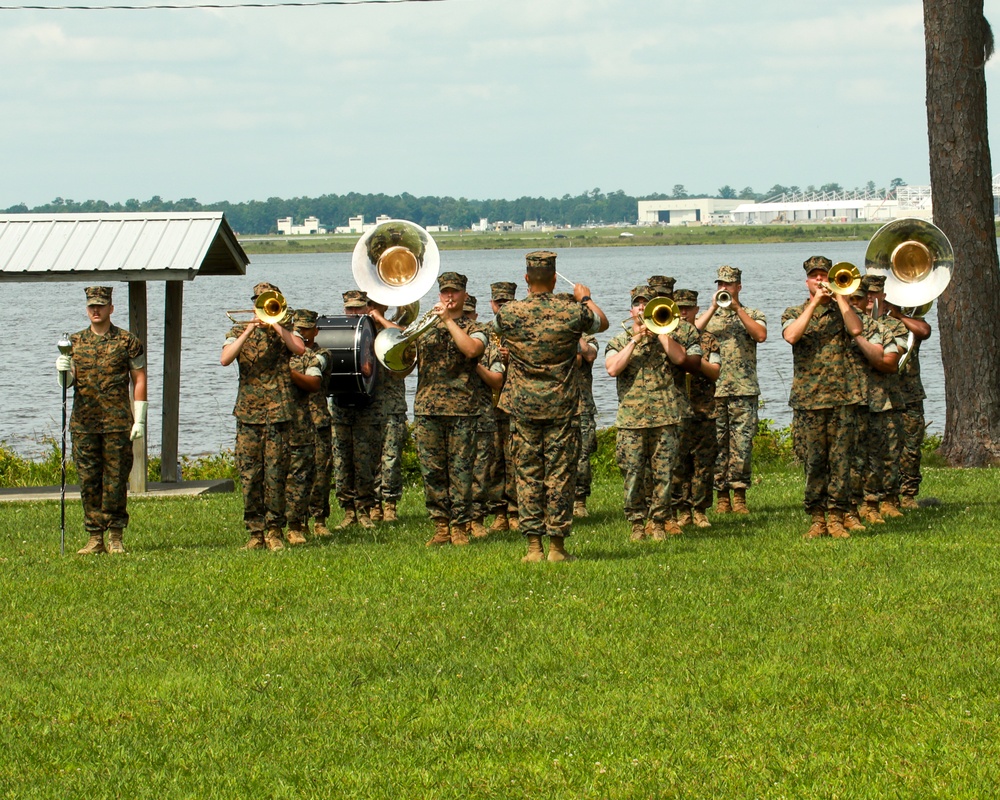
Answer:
[{"left": 0, "top": 212, "right": 249, "bottom": 282}]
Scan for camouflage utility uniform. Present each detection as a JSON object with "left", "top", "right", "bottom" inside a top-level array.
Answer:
[
  {"left": 575, "top": 335, "right": 599, "bottom": 509},
  {"left": 285, "top": 347, "right": 323, "bottom": 536},
  {"left": 672, "top": 329, "right": 720, "bottom": 516},
  {"left": 307, "top": 342, "right": 334, "bottom": 526},
  {"left": 374, "top": 364, "right": 409, "bottom": 513},
  {"left": 898, "top": 336, "right": 927, "bottom": 502},
  {"left": 863, "top": 314, "right": 908, "bottom": 508},
  {"left": 331, "top": 381, "right": 383, "bottom": 522},
  {"left": 471, "top": 334, "right": 502, "bottom": 523}
]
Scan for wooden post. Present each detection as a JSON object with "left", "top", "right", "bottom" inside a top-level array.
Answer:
[
  {"left": 161, "top": 281, "right": 184, "bottom": 482},
  {"left": 128, "top": 282, "right": 148, "bottom": 493}
]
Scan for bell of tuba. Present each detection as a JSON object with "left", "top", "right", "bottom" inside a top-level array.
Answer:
[
  {"left": 352, "top": 219, "right": 440, "bottom": 307},
  {"left": 826, "top": 262, "right": 862, "bottom": 295},
  {"left": 864, "top": 217, "right": 953, "bottom": 308},
  {"left": 373, "top": 308, "right": 442, "bottom": 372},
  {"left": 643, "top": 296, "right": 681, "bottom": 335}
]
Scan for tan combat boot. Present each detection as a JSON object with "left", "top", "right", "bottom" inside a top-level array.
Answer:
[
  {"left": 827, "top": 510, "right": 850, "bottom": 539},
  {"left": 77, "top": 532, "right": 107, "bottom": 555},
  {"left": 490, "top": 511, "right": 509, "bottom": 532},
  {"left": 107, "top": 528, "right": 126, "bottom": 555},
  {"left": 547, "top": 536, "right": 576, "bottom": 562},
  {"left": 644, "top": 520, "right": 654, "bottom": 537},
  {"left": 630, "top": 520, "right": 646, "bottom": 542},
  {"left": 312, "top": 518, "right": 332, "bottom": 537},
  {"left": 573, "top": 499, "right": 589, "bottom": 518},
  {"left": 844, "top": 507, "right": 866, "bottom": 532},
  {"left": 242, "top": 530, "right": 266, "bottom": 550},
  {"left": 382, "top": 502, "right": 398, "bottom": 523},
  {"left": 650, "top": 521, "right": 667, "bottom": 541},
  {"left": 450, "top": 522, "right": 471, "bottom": 546},
  {"left": 369, "top": 504, "right": 383, "bottom": 523},
  {"left": 357, "top": 509, "right": 376, "bottom": 530},
  {"left": 664, "top": 518, "right": 683, "bottom": 536},
  {"left": 859, "top": 501, "right": 885, "bottom": 525},
  {"left": 676, "top": 507, "right": 693, "bottom": 527},
  {"left": 286, "top": 526, "right": 307, "bottom": 546},
  {"left": 264, "top": 528, "right": 285, "bottom": 551},
  {"left": 732, "top": 488, "right": 750, "bottom": 515},
  {"left": 471, "top": 518, "right": 489, "bottom": 538},
  {"left": 900, "top": 495, "right": 919, "bottom": 511},
  {"left": 880, "top": 497, "right": 904, "bottom": 519},
  {"left": 692, "top": 509, "right": 712, "bottom": 528},
  {"left": 803, "top": 510, "right": 827, "bottom": 540},
  {"left": 336, "top": 508, "right": 357, "bottom": 530},
  {"left": 426, "top": 518, "right": 451, "bottom": 546},
  {"left": 715, "top": 491, "right": 732, "bottom": 514},
  {"left": 521, "top": 534, "right": 545, "bottom": 563},
  {"left": 508, "top": 514, "right": 520, "bottom": 532}
]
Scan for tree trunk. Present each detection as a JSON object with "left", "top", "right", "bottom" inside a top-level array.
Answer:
[{"left": 924, "top": 0, "right": 1000, "bottom": 465}]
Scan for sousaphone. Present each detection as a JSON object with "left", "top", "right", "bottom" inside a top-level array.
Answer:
[{"left": 864, "top": 217, "right": 953, "bottom": 308}]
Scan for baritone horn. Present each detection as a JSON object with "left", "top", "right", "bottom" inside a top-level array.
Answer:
[
  {"left": 825, "top": 262, "right": 862, "bottom": 295},
  {"left": 864, "top": 217, "right": 953, "bottom": 308},
  {"left": 643, "top": 296, "right": 681, "bottom": 334},
  {"left": 226, "top": 290, "right": 289, "bottom": 325}
]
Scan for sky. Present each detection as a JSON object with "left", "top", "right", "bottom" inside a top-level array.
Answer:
[{"left": 3, "top": 0, "right": 1000, "bottom": 209}]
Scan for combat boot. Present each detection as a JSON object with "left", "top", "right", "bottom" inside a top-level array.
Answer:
[
  {"left": 880, "top": 497, "right": 904, "bottom": 519},
  {"left": 336, "top": 508, "right": 357, "bottom": 530},
  {"left": 264, "top": 528, "right": 285, "bottom": 551},
  {"left": 650, "top": 522, "right": 667, "bottom": 541},
  {"left": 490, "top": 511, "right": 509, "bottom": 532},
  {"left": 844, "top": 507, "right": 867, "bottom": 532},
  {"left": 547, "top": 536, "right": 576, "bottom": 562},
  {"left": 369, "top": 504, "right": 383, "bottom": 523},
  {"left": 471, "top": 518, "right": 489, "bottom": 538},
  {"left": 900, "top": 494, "right": 919, "bottom": 511},
  {"left": 242, "top": 530, "right": 266, "bottom": 550},
  {"left": 644, "top": 520, "right": 654, "bottom": 537},
  {"left": 859, "top": 501, "right": 885, "bottom": 525},
  {"left": 732, "top": 488, "right": 750, "bottom": 514},
  {"left": 573, "top": 499, "right": 589, "bottom": 518},
  {"left": 286, "top": 525, "right": 307, "bottom": 546},
  {"left": 692, "top": 509, "right": 712, "bottom": 528},
  {"left": 521, "top": 534, "right": 545, "bottom": 563},
  {"left": 715, "top": 491, "right": 732, "bottom": 514},
  {"left": 107, "top": 528, "right": 126, "bottom": 555},
  {"left": 77, "top": 532, "right": 107, "bottom": 555},
  {"left": 357, "top": 509, "right": 376, "bottom": 530},
  {"left": 664, "top": 518, "right": 683, "bottom": 536},
  {"left": 382, "top": 502, "right": 398, "bottom": 523},
  {"left": 827, "top": 510, "right": 850, "bottom": 539},
  {"left": 450, "top": 522, "right": 471, "bottom": 546},
  {"left": 312, "top": 518, "right": 332, "bottom": 537},
  {"left": 508, "top": 514, "right": 520, "bottom": 532},
  {"left": 426, "top": 518, "right": 451, "bottom": 546},
  {"left": 675, "top": 507, "right": 693, "bottom": 527},
  {"left": 630, "top": 520, "right": 646, "bottom": 542},
  {"left": 803, "top": 510, "right": 827, "bottom": 540}
]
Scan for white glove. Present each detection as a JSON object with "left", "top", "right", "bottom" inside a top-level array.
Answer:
[
  {"left": 55, "top": 355, "right": 75, "bottom": 388},
  {"left": 130, "top": 400, "right": 148, "bottom": 442}
]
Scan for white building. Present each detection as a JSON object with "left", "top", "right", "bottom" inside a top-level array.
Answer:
[
  {"left": 730, "top": 188, "right": 934, "bottom": 225},
  {"left": 276, "top": 216, "right": 326, "bottom": 235},
  {"left": 637, "top": 198, "right": 744, "bottom": 226}
]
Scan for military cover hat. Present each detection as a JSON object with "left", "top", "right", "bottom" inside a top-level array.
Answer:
[
  {"left": 294, "top": 309, "right": 318, "bottom": 330},
  {"left": 252, "top": 281, "right": 281, "bottom": 298},
  {"left": 343, "top": 290, "right": 369, "bottom": 308},
  {"left": 491, "top": 281, "right": 517, "bottom": 301},
  {"left": 463, "top": 295, "right": 477, "bottom": 312},
  {"left": 674, "top": 289, "right": 699, "bottom": 307},
  {"left": 631, "top": 284, "right": 652, "bottom": 303},
  {"left": 525, "top": 250, "right": 557, "bottom": 269},
  {"left": 716, "top": 265, "right": 742, "bottom": 283},
  {"left": 438, "top": 271, "right": 468, "bottom": 291},
  {"left": 861, "top": 274, "right": 886, "bottom": 293},
  {"left": 85, "top": 286, "right": 113, "bottom": 306},
  {"left": 647, "top": 275, "right": 676, "bottom": 295},
  {"left": 803, "top": 255, "right": 833, "bottom": 273}
]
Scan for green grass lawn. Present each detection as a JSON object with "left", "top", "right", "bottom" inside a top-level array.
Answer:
[{"left": 2, "top": 464, "right": 998, "bottom": 798}]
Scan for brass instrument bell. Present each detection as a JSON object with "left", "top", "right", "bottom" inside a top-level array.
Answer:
[
  {"left": 226, "top": 290, "right": 289, "bottom": 325},
  {"left": 826, "top": 262, "right": 862, "bottom": 295},
  {"left": 643, "top": 296, "right": 681, "bottom": 335},
  {"left": 352, "top": 219, "right": 441, "bottom": 307},
  {"left": 864, "top": 217, "right": 953, "bottom": 308},
  {"left": 715, "top": 289, "right": 733, "bottom": 309}
]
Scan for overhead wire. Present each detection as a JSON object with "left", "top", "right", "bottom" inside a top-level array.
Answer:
[{"left": 0, "top": 0, "right": 447, "bottom": 9}]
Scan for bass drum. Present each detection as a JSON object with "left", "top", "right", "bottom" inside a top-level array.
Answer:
[{"left": 314, "top": 315, "right": 378, "bottom": 404}]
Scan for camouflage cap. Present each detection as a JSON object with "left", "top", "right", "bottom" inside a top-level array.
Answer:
[
  {"left": 85, "top": 286, "right": 113, "bottom": 306},
  {"left": 252, "top": 281, "right": 281, "bottom": 298},
  {"left": 491, "top": 281, "right": 517, "bottom": 301},
  {"left": 647, "top": 275, "right": 676, "bottom": 296},
  {"left": 803, "top": 255, "right": 833, "bottom": 273},
  {"left": 674, "top": 288, "right": 699, "bottom": 307},
  {"left": 343, "top": 289, "right": 369, "bottom": 308},
  {"left": 861, "top": 274, "right": 886, "bottom": 293},
  {"left": 463, "top": 295, "right": 477, "bottom": 312},
  {"left": 525, "top": 250, "right": 557, "bottom": 269},
  {"left": 631, "top": 284, "right": 652, "bottom": 303},
  {"left": 294, "top": 308, "right": 318, "bottom": 330},
  {"left": 438, "top": 271, "right": 468, "bottom": 291},
  {"left": 716, "top": 265, "right": 742, "bottom": 283}
]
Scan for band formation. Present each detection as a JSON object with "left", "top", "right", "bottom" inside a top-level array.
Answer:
[{"left": 54, "top": 249, "right": 931, "bottom": 561}]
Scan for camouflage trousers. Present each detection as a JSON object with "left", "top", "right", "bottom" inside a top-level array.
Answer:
[
  {"left": 900, "top": 401, "right": 925, "bottom": 498},
  {"left": 472, "top": 412, "right": 502, "bottom": 520},
  {"left": 308, "top": 424, "right": 333, "bottom": 521},
  {"left": 333, "top": 420, "right": 380, "bottom": 512},
  {"left": 497, "top": 415, "right": 518, "bottom": 514},
  {"left": 72, "top": 430, "right": 134, "bottom": 533},
  {"left": 576, "top": 412, "right": 597, "bottom": 500},
  {"left": 864, "top": 409, "right": 902, "bottom": 502},
  {"left": 376, "top": 413, "right": 408, "bottom": 504},
  {"left": 796, "top": 405, "right": 856, "bottom": 513},
  {"left": 849, "top": 407, "right": 872, "bottom": 506},
  {"left": 285, "top": 442, "right": 315, "bottom": 528},
  {"left": 414, "top": 414, "right": 478, "bottom": 524},
  {"left": 618, "top": 425, "right": 679, "bottom": 523},
  {"left": 512, "top": 416, "right": 579, "bottom": 538},
  {"left": 714, "top": 395, "right": 758, "bottom": 491},
  {"left": 672, "top": 413, "right": 718, "bottom": 512},
  {"left": 236, "top": 420, "right": 289, "bottom": 532}
]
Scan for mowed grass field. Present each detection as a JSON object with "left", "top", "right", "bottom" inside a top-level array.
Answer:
[{"left": 2, "top": 464, "right": 998, "bottom": 798}]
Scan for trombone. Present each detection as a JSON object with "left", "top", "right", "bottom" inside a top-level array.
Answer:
[
  {"left": 643, "top": 296, "right": 681, "bottom": 334},
  {"left": 823, "top": 262, "right": 862, "bottom": 296},
  {"left": 226, "top": 290, "right": 289, "bottom": 325}
]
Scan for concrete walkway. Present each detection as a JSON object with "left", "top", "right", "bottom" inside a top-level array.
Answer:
[{"left": 0, "top": 479, "right": 234, "bottom": 503}]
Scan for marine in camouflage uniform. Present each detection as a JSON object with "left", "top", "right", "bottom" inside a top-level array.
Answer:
[
  {"left": 495, "top": 251, "right": 607, "bottom": 562},
  {"left": 888, "top": 304, "right": 932, "bottom": 509},
  {"left": 415, "top": 273, "right": 489, "bottom": 546},
  {"left": 671, "top": 290, "right": 721, "bottom": 529},
  {"left": 331, "top": 290, "right": 383, "bottom": 530},
  {"left": 606, "top": 284, "right": 701, "bottom": 542},
  {"left": 484, "top": 282, "right": 519, "bottom": 532},
  {"left": 574, "top": 334, "right": 600, "bottom": 518},
  {"left": 305, "top": 323, "right": 335, "bottom": 535},
  {"left": 781, "top": 256, "right": 865, "bottom": 540},
  {"left": 59, "top": 286, "right": 148, "bottom": 555},
  {"left": 285, "top": 310, "right": 324, "bottom": 544},
  {"left": 221, "top": 281, "right": 305, "bottom": 551},
  {"left": 467, "top": 295, "right": 503, "bottom": 537},
  {"left": 696, "top": 265, "right": 767, "bottom": 515}
]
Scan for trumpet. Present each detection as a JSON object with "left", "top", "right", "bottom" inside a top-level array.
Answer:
[
  {"left": 226, "top": 290, "right": 289, "bottom": 325},
  {"left": 715, "top": 289, "right": 733, "bottom": 309},
  {"left": 823, "top": 262, "right": 862, "bottom": 296}
]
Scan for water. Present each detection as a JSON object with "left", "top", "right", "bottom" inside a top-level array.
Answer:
[{"left": 2, "top": 242, "right": 942, "bottom": 459}]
